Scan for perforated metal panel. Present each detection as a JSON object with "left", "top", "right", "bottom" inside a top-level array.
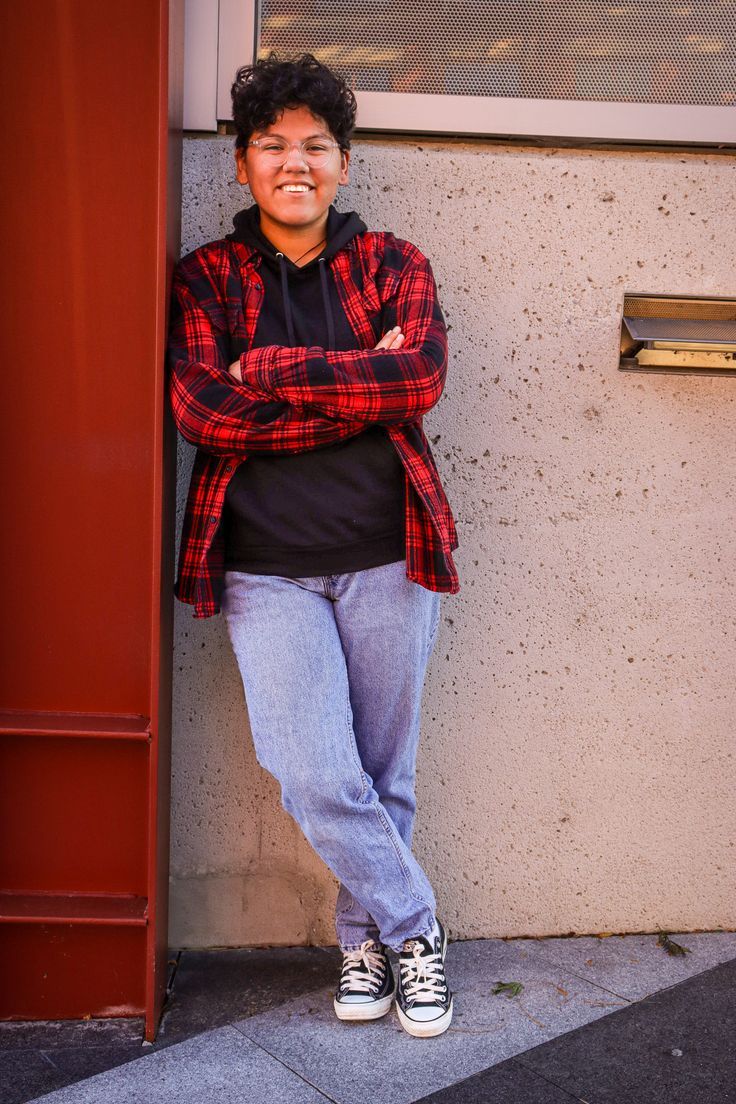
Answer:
[
  {"left": 258, "top": 1, "right": 736, "bottom": 107},
  {"left": 624, "top": 294, "right": 736, "bottom": 321}
]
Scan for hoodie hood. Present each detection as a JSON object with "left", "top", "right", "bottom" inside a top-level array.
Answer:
[
  {"left": 226, "top": 204, "right": 367, "bottom": 347},
  {"left": 227, "top": 203, "right": 366, "bottom": 265}
]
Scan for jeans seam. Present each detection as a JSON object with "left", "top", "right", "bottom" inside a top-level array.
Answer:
[
  {"left": 372, "top": 802, "right": 432, "bottom": 908},
  {"left": 426, "top": 599, "right": 441, "bottom": 662},
  {"left": 345, "top": 688, "right": 368, "bottom": 803}
]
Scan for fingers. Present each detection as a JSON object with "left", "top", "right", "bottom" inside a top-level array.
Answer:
[{"left": 374, "top": 325, "right": 405, "bottom": 350}]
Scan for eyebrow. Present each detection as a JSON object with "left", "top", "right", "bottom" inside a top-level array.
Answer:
[{"left": 259, "top": 131, "right": 331, "bottom": 140}]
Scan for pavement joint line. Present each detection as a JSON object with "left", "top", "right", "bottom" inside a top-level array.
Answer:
[
  {"left": 229, "top": 1021, "right": 342, "bottom": 1104},
  {"left": 541, "top": 965, "right": 704, "bottom": 1006},
  {"left": 165, "top": 948, "right": 184, "bottom": 996},
  {"left": 514, "top": 1050, "right": 601, "bottom": 1102},
  {"left": 506, "top": 1056, "right": 591, "bottom": 1104},
  {"left": 510, "top": 949, "right": 638, "bottom": 1003},
  {"left": 614, "top": 954, "right": 736, "bottom": 1002},
  {"left": 38, "top": 1050, "right": 62, "bottom": 1072},
  {"left": 502, "top": 937, "right": 736, "bottom": 1004}
]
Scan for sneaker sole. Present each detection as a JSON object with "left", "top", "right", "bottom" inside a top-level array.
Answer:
[
  {"left": 333, "top": 992, "right": 394, "bottom": 1021},
  {"left": 396, "top": 996, "right": 454, "bottom": 1037}
]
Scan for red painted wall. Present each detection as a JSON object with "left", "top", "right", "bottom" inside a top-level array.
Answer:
[
  {"left": 0, "top": 1, "right": 180, "bottom": 716},
  {"left": 0, "top": 0, "right": 183, "bottom": 1037}
]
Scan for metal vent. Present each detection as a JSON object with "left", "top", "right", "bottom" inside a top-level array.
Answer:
[
  {"left": 258, "top": 1, "right": 736, "bottom": 107},
  {"left": 623, "top": 295, "right": 736, "bottom": 321},
  {"left": 620, "top": 293, "right": 736, "bottom": 375}
]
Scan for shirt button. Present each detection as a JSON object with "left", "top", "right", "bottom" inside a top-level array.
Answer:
[
  {"left": 224, "top": 465, "right": 233, "bottom": 473},
  {"left": 208, "top": 516, "right": 217, "bottom": 525}
]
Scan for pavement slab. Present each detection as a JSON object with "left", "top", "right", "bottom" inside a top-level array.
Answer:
[
  {"left": 1, "top": 946, "right": 343, "bottom": 1104},
  {"left": 5, "top": 933, "right": 734, "bottom": 1104},
  {"left": 512, "top": 957, "right": 736, "bottom": 1104},
  {"left": 156, "top": 945, "right": 341, "bottom": 1043},
  {"left": 502, "top": 929, "right": 736, "bottom": 1001},
  {"left": 23, "top": 1026, "right": 329, "bottom": 1104},
  {"left": 0, "top": 1052, "right": 65, "bottom": 1104},
  {"left": 234, "top": 937, "right": 631, "bottom": 1104},
  {"left": 413, "top": 1058, "right": 587, "bottom": 1103}
]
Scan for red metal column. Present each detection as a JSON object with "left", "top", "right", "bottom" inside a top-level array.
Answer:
[{"left": 0, "top": 0, "right": 183, "bottom": 1041}]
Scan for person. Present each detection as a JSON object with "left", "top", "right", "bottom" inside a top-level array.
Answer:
[{"left": 167, "top": 52, "right": 460, "bottom": 1039}]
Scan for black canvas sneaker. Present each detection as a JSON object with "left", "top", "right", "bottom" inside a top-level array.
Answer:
[
  {"left": 333, "top": 938, "right": 396, "bottom": 1021},
  {"left": 396, "top": 917, "right": 453, "bottom": 1037}
]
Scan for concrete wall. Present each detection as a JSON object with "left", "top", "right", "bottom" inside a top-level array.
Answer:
[{"left": 169, "top": 135, "right": 736, "bottom": 948}]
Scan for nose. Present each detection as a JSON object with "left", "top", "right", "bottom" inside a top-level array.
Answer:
[{"left": 283, "top": 143, "right": 309, "bottom": 169}]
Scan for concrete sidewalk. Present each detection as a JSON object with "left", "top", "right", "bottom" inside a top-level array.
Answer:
[{"left": 3, "top": 930, "right": 735, "bottom": 1104}]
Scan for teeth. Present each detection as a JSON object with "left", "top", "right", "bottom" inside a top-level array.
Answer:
[{"left": 281, "top": 185, "right": 310, "bottom": 192}]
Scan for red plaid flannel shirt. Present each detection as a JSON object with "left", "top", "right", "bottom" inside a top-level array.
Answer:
[{"left": 167, "top": 227, "right": 459, "bottom": 618}]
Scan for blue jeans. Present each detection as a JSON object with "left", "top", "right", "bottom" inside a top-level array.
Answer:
[{"left": 222, "top": 559, "right": 441, "bottom": 953}]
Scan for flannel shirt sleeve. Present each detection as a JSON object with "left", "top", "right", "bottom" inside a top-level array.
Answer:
[
  {"left": 167, "top": 262, "right": 369, "bottom": 456},
  {"left": 238, "top": 250, "right": 448, "bottom": 426}
]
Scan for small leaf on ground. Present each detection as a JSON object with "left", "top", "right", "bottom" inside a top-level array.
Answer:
[
  {"left": 657, "top": 931, "right": 692, "bottom": 957},
  {"left": 492, "top": 980, "right": 523, "bottom": 997}
]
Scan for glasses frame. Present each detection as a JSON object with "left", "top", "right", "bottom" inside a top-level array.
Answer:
[{"left": 246, "top": 137, "right": 341, "bottom": 168}]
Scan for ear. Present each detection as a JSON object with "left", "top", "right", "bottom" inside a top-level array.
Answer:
[
  {"left": 337, "top": 148, "right": 350, "bottom": 186},
  {"left": 234, "top": 147, "right": 249, "bottom": 185}
]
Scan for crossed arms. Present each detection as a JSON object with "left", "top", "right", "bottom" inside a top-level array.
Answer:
[{"left": 167, "top": 246, "right": 448, "bottom": 457}]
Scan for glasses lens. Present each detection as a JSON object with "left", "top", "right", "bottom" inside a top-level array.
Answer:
[
  {"left": 260, "top": 140, "right": 290, "bottom": 162},
  {"left": 255, "top": 140, "right": 335, "bottom": 167},
  {"left": 302, "top": 141, "right": 334, "bottom": 167}
]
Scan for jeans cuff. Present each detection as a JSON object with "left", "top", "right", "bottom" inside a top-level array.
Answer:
[
  {"left": 339, "top": 941, "right": 382, "bottom": 953},
  {"left": 399, "top": 916, "right": 437, "bottom": 949}
]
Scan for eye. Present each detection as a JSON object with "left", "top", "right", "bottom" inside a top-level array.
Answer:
[
  {"left": 262, "top": 140, "right": 287, "bottom": 152},
  {"left": 305, "top": 141, "right": 331, "bottom": 154}
]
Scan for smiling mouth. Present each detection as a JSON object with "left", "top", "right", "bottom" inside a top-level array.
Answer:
[{"left": 278, "top": 184, "right": 314, "bottom": 193}]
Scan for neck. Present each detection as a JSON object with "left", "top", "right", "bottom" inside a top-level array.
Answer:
[{"left": 258, "top": 211, "right": 329, "bottom": 266}]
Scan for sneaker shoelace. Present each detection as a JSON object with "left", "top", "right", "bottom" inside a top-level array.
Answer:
[
  {"left": 400, "top": 940, "right": 447, "bottom": 1002},
  {"left": 340, "top": 939, "right": 386, "bottom": 994}
]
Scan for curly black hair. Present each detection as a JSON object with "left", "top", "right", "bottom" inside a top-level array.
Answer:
[{"left": 231, "top": 52, "right": 357, "bottom": 152}]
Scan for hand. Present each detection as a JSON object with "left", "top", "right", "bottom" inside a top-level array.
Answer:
[
  {"left": 374, "top": 326, "right": 405, "bottom": 350},
  {"left": 228, "top": 359, "right": 243, "bottom": 382}
]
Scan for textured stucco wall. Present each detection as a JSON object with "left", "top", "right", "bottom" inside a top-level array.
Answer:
[{"left": 169, "top": 135, "right": 736, "bottom": 948}]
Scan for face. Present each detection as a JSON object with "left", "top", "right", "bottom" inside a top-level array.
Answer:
[{"left": 235, "top": 104, "right": 350, "bottom": 238}]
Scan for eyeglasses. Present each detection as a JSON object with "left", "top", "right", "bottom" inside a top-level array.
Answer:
[{"left": 246, "top": 137, "right": 340, "bottom": 168}]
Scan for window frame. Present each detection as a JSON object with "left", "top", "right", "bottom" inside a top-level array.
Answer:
[{"left": 183, "top": 0, "right": 736, "bottom": 147}]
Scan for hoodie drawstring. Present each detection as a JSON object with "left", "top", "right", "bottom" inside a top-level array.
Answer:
[
  {"left": 318, "top": 258, "right": 336, "bottom": 351},
  {"left": 275, "top": 252, "right": 297, "bottom": 347},
  {"left": 274, "top": 250, "right": 337, "bottom": 350}
]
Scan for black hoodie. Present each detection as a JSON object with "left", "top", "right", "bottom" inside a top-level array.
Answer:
[{"left": 221, "top": 204, "right": 406, "bottom": 578}]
